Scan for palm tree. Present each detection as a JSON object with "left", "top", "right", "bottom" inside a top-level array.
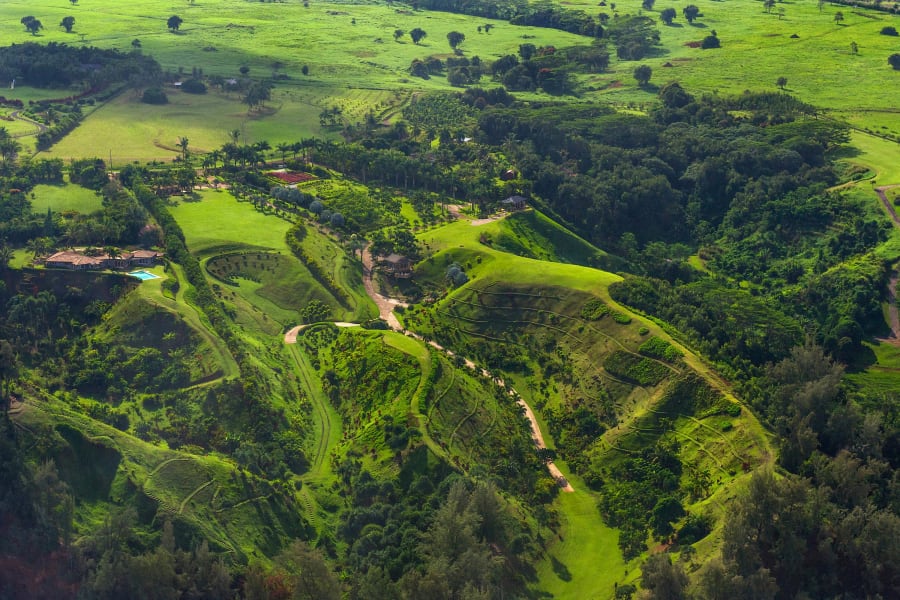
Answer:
[
  {"left": 177, "top": 136, "right": 189, "bottom": 163},
  {"left": 229, "top": 129, "right": 241, "bottom": 145},
  {"left": 27, "top": 237, "right": 51, "bottom": 261},
  {"left": 276, "top": 142, "right": 290, "bottom": 165}
]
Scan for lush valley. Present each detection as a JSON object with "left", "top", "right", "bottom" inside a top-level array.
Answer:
[{"left": 0, "top": 1, "right": 899, "bottom": 599}]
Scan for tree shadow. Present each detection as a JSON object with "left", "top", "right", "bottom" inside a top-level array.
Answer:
[
  {"left": 550, "top": 556, "right": 572, "bottom": 582},
  {"left": 664, "top": 22, "right": 684, "bottom": 28},
  {"left": 828, "top": 145, "right": 862, "bottom": 161},
  {"left": 689, "top": 22, "right": 708, "bottom": 28},
  {"left": 844, "top": 342, "right": 878, "bottom": 373}
]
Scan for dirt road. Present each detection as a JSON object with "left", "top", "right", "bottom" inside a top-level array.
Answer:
[
  {"left": 283, "top": 242, "right": 574, "bottom": 491},
  {"left": 875, "top": 187, "right": 900, "bottom": 344}
]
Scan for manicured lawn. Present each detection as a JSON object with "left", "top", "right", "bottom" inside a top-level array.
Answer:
[
  {"left": 419, "top": 215, "right": 622, "bottom": 296},
  {"left": 32, "top": 183, "right": 103, "bottom": 214},
  {"left": 169, "top": 189, "right": 290, "bottom": 255},
  {"left": 846, "top": 130, "right": 900, "bottom": 185}
]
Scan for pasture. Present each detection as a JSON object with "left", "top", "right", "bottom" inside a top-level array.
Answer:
[
  {"left": 168, "top": 188, "right": 290, "bottom": 256},
  {"left": 32, "top": 183, "right": 103, "bottom": 214},
  {"left": 0, "top": 0, "right": 897, "bottom": 160},
  {"left": 0, "top": 0, "right": 585, "bottom": 160}
]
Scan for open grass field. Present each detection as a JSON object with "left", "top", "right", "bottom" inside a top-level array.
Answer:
[
  {"left": 31, "top": 183, "right": 103, "bottom": 214},
  {"left": 169, "top": 188, "right": 290, "bottom": 255},
  {"left": 419, "top": 213, "right": 622, "bottom": 296},
  {"left": 0, "top": 0, "right": 897, "bottom": 161},
  {"left": 0, "top": 0, "right": 585, "bottom": 160},
  {"left": 563, "top": 1, "right": 900, "bottom": 123},
  {"left": 0, "top": 0, "right": 897, "bottom": 163},
  {"left": 533, "top": 474, "right": 632, "bottom": 600}
]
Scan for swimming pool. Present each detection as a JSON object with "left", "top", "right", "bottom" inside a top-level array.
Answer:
[{"left": 129, "top": 270, "right": 161, "bottom": 281}]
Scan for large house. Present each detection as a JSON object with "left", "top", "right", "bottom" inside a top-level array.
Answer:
[
  {"left": 44, "top": 249, "right": 164, "bottom": 271},
  {"left": 380, "top": 253, "right": 413, "bottom": 278}
]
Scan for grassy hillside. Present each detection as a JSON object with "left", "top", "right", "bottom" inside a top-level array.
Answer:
[
  {"left": 169, "top": 188, "right": 374, "bottom": 323},
  {"left": 396, "top": 209, "right": 772, "bottom": 596},
  {"left": 0, "top": 0, "right": 889, "bottom": 163}
]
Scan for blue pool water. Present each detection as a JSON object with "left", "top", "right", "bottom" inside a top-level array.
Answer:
[{"left": 129, "top": 270, "right": 161, "bottom": 281}]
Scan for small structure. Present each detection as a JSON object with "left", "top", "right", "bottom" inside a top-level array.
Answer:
[
  {"left": 501, "top": 195, "right": 528, "bottom": 210},
  {"left": 500, "top": 169, "right": 517, "bottom": 181},
  {"left": 44, "top": 249, "right": 164, "bottom": 271},
  {"left": 380, "top": 253, "right": 413, "bottom": 278}
]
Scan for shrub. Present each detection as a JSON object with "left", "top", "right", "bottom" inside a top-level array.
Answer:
[
  {"left": 638, "top": 336, "right": 682, "bottom": 362},
  {"left": 141, "top": 87, "right": 168, "bottom": 104},
  {"left": 611, "top": 311, "right": 632, "bottom": 324},
  {"left": 890, "top": 53, "right": 900, "bottom": 70},
  {"left": 881, "top": 26, "right": 899, "bottom": 36},
  {"left": 581, "top": 298, "right": 610, "bottom": 320},
  {"left": 180, "top": 78, "right": 207, "bottom": 94},
  {"left": 603, "top": 350, "right": 669, "bottom": 386},
  {"left": 701, "top": 35, "right": 720, "bottom": 49}
]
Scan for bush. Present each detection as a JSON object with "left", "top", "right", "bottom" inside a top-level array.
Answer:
[
  {"left": 701, "top": 35, "right": 720, "bottom": 49},
  {"left": 180, "top": 79, "right": 207, "bottom": 94},
  {"left": 638, "top": 336, "right": 682, "bottom": 362},
  {"left": 581, "top": 298, "right": 610, "bottom": 320},
  {"left": 890, "top": 53, "right": 900, "bottom": 70},
  {"left": 881, "top": 26, "right": 899, "bottom": 36},
  {"left": 141, "top": 87, "right": 168, "bottom": 104}
]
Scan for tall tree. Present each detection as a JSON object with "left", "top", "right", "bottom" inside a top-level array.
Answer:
[
  {"left": 634, "top": 64, "right": 653, "bottom": 86},
  {"left": 683, "top": 5, "right": 700, "bottom": 23},
  {"left": 60, "top": 16, "right": 75, "bottom": 33},
  {"left": 660, "top": 8, "right": 676, "bottom": 25},
  {"left": 447, "top": 31, "right": 466, "bottom": 50},
  {"left": 167, "top": 15, "right": 183, "bottom": 32},
  {"left": 410, "top": 27, "right": 427, "bottom": 44}
]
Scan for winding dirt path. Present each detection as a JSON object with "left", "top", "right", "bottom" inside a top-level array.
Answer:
[
  {"left": 876, "top": 186, "right": 900, "bottom": 344},
  {"left": 283, "top": 242, "right": 574, "bottom": 491},
  {"left": 7, "top": 110, "right": 46, "bottom": 139},
  {"left": 361, "top": 244, "right": 404, "bottom": 330},
  {"left": 359, "top": 250, "right": 574, "bottom": 491}
]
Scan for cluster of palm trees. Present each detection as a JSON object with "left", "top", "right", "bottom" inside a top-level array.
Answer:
[{"left": 200, "top": 135, "right": 322, "bottom": 172}]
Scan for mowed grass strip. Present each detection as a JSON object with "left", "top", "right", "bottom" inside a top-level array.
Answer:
[
  {"left": 169, "top": 189, "right": 289, "bottom": 256},
  {"left": 32, "top": 183, "right": 103, "bottom": 214}
]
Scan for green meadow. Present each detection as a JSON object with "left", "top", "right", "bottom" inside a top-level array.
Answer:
[
  {"left": 31, "top": 183, "right": 103, "bottom": 214},
  {"left": 168, "top": 188, "right": 290, "bottom": 256},
  {"left": 0, "top": 0, "right": 897, "bottom": 160}
]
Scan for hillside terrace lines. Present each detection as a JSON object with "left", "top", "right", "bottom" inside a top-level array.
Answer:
[{"left": 283, "top": 282, "right": 576, "bottom": 491}]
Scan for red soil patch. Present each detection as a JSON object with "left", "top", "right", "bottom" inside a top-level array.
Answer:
[
  {"left": 607, "top": 80, "right": 623, "bottom": 88},
  {"left": 267, "top": 171, "right": 316, "bottom": 184},
  {"left": 684, "top": 41, "right": 702, "bottom": 48}
]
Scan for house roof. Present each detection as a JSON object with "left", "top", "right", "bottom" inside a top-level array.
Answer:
[
  {"left": 384, "top": 253, "right": 409, "bottom": 264},
  {"left": 502, "top": 195, "right": 527, "bottom": 204},
  {"left": 131, "top": 249, "right": 163, "bottom": 258},
  {"left": 45, "top": 251, "right": 103, "bottom": 267}
]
